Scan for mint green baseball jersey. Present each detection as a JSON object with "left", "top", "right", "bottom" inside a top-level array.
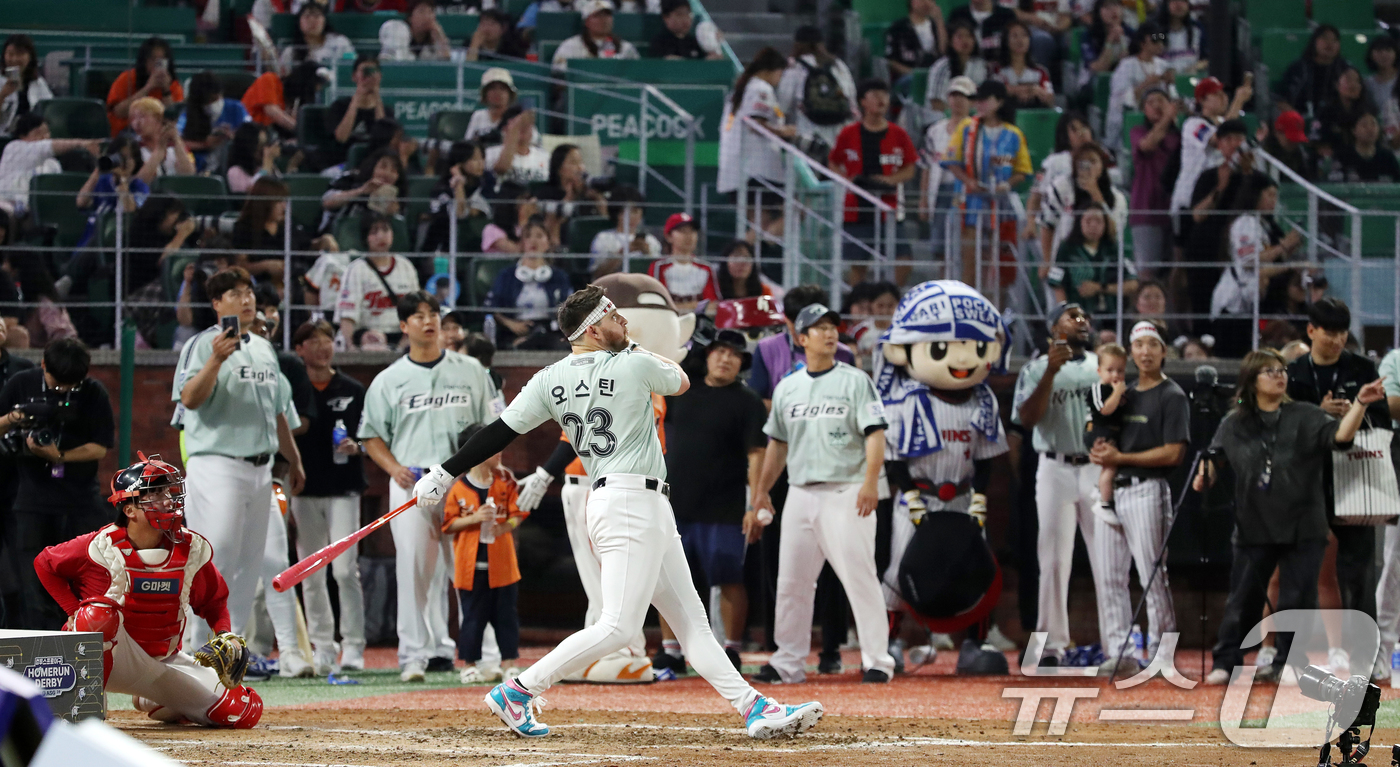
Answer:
[
  {"left": 1379, "top": 349, "right": 1400, "bottom": 428},
  {"left": 1011, "top": 351, "right": 1100, "bottom": 454},
  {"left": 359, "top": 350, "right": 498, "bottom": 467},
  {"left": 502, "top": 349, "right": 683, "bottom": 480},
  {"left": 172, "top": 327, "right": 299, "bottom": 458},
  {"left": 764, "top": 362, "right": 888, "bottom": 486}
]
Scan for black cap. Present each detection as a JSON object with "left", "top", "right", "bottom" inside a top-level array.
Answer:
[
  {"left": 707, "top": 329, "right": 753, "bottom": 370},
  {"left": 974, "top": 79, "right": 1007, "bottom": 101},
  {"left": 794, "top": 303, "right": 841, "bottom": 334},
  {"left": 1045, "top": 301, "right": 1085, "bottom": 333},
  {"left": 1217, "top": 118, "right": 1249, "bottom": 137}
]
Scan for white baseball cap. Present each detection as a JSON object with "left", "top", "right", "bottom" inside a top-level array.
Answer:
[
  {"left": 480, "top": 67, "right": 517, "bottom": 97},
  {"left": 947, "top": 76, "right": 977, "bottom": 98},
  {"left": 1129, "top": 320, "right": 1165, "bottom": 347},
  {"left": 579, "top": 0, "right": 614, "bottom": 17}
]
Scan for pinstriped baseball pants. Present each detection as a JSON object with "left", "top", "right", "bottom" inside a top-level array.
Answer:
[{"left": 1093, "top": 478, "right": 1177, "bottom": 661}]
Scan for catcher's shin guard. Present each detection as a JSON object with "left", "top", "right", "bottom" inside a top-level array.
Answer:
[
  {"left": 206, "top": 685, "right": 263, "bottom": 729},
  {"left": 70, "top": 596, "right": 121, "bottom": 685}
]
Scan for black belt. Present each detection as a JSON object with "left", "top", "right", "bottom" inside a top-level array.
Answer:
[
  {"left": 592, "top": 476, "right": 670, "bottom": 498},
  {"left": 913, "top": 478, "right": 972, "bottom": 502},
  {"left": 1044, "top": 452, "right": 1091, "bottom": 466},
  {"left": 1113, "top": 475, "right": 1152, "bottom": 488},
  {"left": 242, "top": 454, "right": 274, "bottom": 467}
]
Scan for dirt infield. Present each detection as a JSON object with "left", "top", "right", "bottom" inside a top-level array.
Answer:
[{"left": 118, "top": 707, "right": 1355, "bottom": 767}]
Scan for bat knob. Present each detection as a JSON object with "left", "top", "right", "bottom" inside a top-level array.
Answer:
[{"left": 271, "top": 575, "right": 289, "bottom": 593}]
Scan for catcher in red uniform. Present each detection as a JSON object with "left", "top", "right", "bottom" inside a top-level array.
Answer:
[{"left": 33, "top": 453, "right": 262, "bottom": 728}]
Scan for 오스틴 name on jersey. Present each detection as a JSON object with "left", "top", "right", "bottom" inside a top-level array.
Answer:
[{"left": 551, "top": 378, "right": 617, "bottom": 405}]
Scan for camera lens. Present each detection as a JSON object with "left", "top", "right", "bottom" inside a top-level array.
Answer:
[
  {"left": 1298, "top": 664, "right": 1345, "bottom": 703},
  {"left": 98, "top": 155, "right": 114, "bottom": 172}
]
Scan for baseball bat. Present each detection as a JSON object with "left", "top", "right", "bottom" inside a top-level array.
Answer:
[{"left": 273, "top": 496, "right": 418, "bottom": 592}]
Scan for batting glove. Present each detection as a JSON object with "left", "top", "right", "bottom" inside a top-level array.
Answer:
[
  {"left": 903, "top": 489, "right": 926, "bottom": 524},
  {"left": 968, "top": 493, "right": 988, "bottom": 528},
  {"left": 516, "top": 466, "right": 554, "bottom": 512},
  {"left": 414, "top": 465, "right": 454, "bottom": 509}
]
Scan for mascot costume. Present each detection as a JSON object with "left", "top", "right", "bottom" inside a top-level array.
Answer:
[
  {"left": 877, "top": 280, "right": 1011, "bottom": 675},
  {"left": 515, "top": 274, "right": 695, "bottom": 683}
]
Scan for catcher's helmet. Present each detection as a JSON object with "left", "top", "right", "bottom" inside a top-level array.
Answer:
[
  {"left": 897, "top": 511, "right": 1002, "bottom": 633},
  {"left": 109, "top": 452, "right": 186, "bottom": 538}
]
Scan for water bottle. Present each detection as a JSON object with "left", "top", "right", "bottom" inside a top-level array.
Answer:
[
  {"left": 332, "top": 419, "right": 348, "bottom": 465},
  {"left": 1129, "top": 624, "right": 1145, "bottom": 663},
  {"left": 1390, "top": 647, "right": 1400, "bottom": 688},
  {"left": 478, "top": 498, "right": 497, "bottom": 545}
]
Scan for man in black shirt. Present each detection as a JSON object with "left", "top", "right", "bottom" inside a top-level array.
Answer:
[
  {"left": 0, "top": 319, "right": 33, "bottom": 627},
  {"left": 1286, "top": 298, "right": 1388, "bottom": 665},
  {"left": 0, "top": 338, "right": 114, "bottom": 630},
  {"left": 292, "top": 320, "right": 370, "bottom": 672},
  {"left": 649, "top": 0, "right": 714, "bottom": 60},
  {"left": 325, "top": 54, "right": 386, "bottom": 168},
  {"left": 653, "top": 330, "right": 768, "bottom": 673}
]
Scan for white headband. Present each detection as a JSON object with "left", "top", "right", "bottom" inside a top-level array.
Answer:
[
  {"left": 1129, "top": 321, "right": 1165, "bottom": 347},
  {"left": 568, "top": 296, "right": 617, "bottom": 341}
]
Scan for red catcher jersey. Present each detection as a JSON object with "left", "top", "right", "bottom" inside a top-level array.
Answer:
[
  {"left": 34, "top": 525, "right": 231, "bottom": 658},
  {"left": 829, "top": 122, "right": 917, "bottom": 223}
]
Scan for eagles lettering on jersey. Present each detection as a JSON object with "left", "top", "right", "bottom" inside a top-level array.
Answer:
[
  {"left": 234, "top": 366, "right": 279, "bottom": 384},
  {"left": 402, "top": 390, "right": 474, "bottom": 413},
  {"left": 786, "top": 402, "right": 851, "bottom": 420}
]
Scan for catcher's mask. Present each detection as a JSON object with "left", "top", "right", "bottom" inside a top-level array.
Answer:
[
  {"left": 898, "top": 511, "right": 1002, "bottom": 633},
  {"left": 109, "top": 452, "right": 186, "bottom": 540}
]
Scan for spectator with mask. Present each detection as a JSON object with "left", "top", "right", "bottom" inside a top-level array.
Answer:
[
  {"left": 178, "top": 71, "right": 250, "bottom": 173},
  {"left": 1278, "top": 25, "right": 1350, "bottom": 119},
  {"left": 1201, "top": 349, "right": 1386, "bottom": 684}
]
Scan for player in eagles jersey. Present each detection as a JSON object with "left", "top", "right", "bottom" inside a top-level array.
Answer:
[
  {"left": 360, "top": 291, "right": 501, "bottom": 682},
  {"left": 414, "top": 285, "right": 824, "bottom": 741}
]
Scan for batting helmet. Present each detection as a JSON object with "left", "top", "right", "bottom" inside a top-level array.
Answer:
[
  {"left": 897, "top": 511, "right": 1002, "bottom": 634},
  {"left": 109, "top": 452, "right": 186, "bottom": 539}
]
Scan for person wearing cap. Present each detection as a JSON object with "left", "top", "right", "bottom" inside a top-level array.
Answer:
[
  {"left": 379, "top": 0, "right": 451, "bottom": 62},
  {"left": 1197, "top": 348, "right": 1385, "bottom": 685},
  {"left": 650, "top": 0, "right": 722, "bottom": 60},
  {"left": 464, "top": 68, "right": 533, "bottom": 146},
  {"left": 1128, "top": 87, "right": 1179, "bottom": 273},
  {"left": 1332, "top": 111, "right": 1400, "bottom": 182},
  {"left": 919, "top": 74, "right": 975, "bottom": 232},
  {"left": 1260, "top": 109, "right": 1314, "bottom": 182},
  {"left": 551, "top": 0, "right": 639, "bottom": 72},
  {"left": 751, "top": 303, "right": 896, "bottom": 684},
  {"left": 776, "top": 25, "right": 858, "bottom": 149},
  {"left": 466, "top": 8, "right": 527, "bottom": 63},
  {"left": 1087, "top": 320, "right": 1188, "bottom": 676},
  {"left": 1104, "top": 21, "right": 1174, "bottom": 158},
  {"left": 924, "top": 20, "right": 988, "bottom": 113},
  {"left": 944, "top": 78, "right": 1031, "bottom": 282},
  {"left": 652, "top": 329, "right": 769, "bottom": 674},
  {"left": 828, "top": 78, "right": 917, "bottom": 284},
  {"left": 327, "top": 54, "right": 385, "bottom": 166},
  {"left": 1012, "top": 302, "right": 1105, "bottom": 663},
  {"left": 1170, "top": 74, "right": 1251, "bottom": 242},
  {"left": 885, "top": 0, "right": 947, "bottom": 87},
  {"left": 648, "top": 212, "right": 720, "bottom": 313}
]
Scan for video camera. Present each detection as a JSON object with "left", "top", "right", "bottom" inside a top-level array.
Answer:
[{"left": 0, "top": 390, "right": 78, "bottom": 458}]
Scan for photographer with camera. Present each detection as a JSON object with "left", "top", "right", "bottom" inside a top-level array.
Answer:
[
  {"left": 0, "top": 337, "right": 114, "bottom": 630},
  {"left": 1199, "top": 349, "right": 1387, "bottom": 685}
]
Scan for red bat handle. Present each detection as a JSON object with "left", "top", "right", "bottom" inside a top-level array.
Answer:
[{"left": 272, "top": 496, "right": 419, "bottom": 592}]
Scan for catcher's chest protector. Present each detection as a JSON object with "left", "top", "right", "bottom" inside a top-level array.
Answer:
[{"left": 100, "top": 527, "right": 199, "bottom": 658}]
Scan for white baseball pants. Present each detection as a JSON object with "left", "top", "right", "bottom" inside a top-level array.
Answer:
[
  {"left": 184, "top": 455, "right": 273, "bottom": 644},
  {"left": 1375, "top": 523, "right": 1400, "bottom": 659},
  {"left": 517, "top": 474, "right": 758, "bottom": 713},
  {"left": 108, "top": 627, "right": 223, "bottom": 725},
  {"left": 293, "top": 494, "right": 367, "bottom": 654},
  {"left": 388, "top": 480, "right": 456, "bottom": 665},
  {"left": 770, "top": 482, "right": 894, "bottom": 682},
  {"left": 262, "top": 494, "right": 306, "bottom": 655},
  {"left": 1034, "top": 456, "right": 1102, "bottom": 651},
  {"left": 562, "top": 476, "right": 646, "bottom": 658},
  {"left": 1093, "top": 477, "right": 1177, "bottom": 660}
]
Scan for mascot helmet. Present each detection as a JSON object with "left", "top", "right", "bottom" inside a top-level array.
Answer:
[{"left": 594, "top": 273, "right": 696, "bottom": 364}]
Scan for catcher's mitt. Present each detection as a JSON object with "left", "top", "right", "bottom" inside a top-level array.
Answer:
[{"left": 195, "top": 632, "right": 251, "bottom": 689}]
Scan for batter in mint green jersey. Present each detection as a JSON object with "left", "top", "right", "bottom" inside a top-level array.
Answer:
[
  {"left": 359, "top": 350, "right": 498, "bottom": 467},
  {"left": 765, "top": 362, "right": 889, "bottom": 485},
  {"left": 502, "top": 349, "right": 683, "bottom": 480}
]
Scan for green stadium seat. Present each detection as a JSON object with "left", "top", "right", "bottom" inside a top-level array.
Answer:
[
  {"left": 852, "top": 0, "right": 906, "bottom": 26},
  {"left": 333, "top": 211, "right": 411, "bottom": 253},
  {"left": 346, "top": 143, "right": 369, "bottom": 172},
  {"left": 566, "top": 215, "right": 611, "bottom": 256},
  {"left": 1260, "top": 29, "right": 1309, "bottom": 89},
  {"left": 536, "top": 12, "right": 582, "bottom": 42},
  {"left": 161, "top": 253, "right": 199, "bottom": 301},
  {"left": 1244, "top": 0, "right": 1306, "bottom": 38},
  {"left": 282, "top": 174, "right": 331, "bottom": 231},
  {"left": 1017, "top": 108, "right": 1061, "bottom": 172},
  {"left": 30, "top": 173, "right": 93, "bottom": 249},
  {"left": 612, "top": 13, "right": 662, "bottom": 44},
  {"left": 34, "top": 98, "right": 109, "bottom": 139},
  {"left": 564, "top": 58, "right": 734, "bottom": 85},
  {"left": 1121, "top": 110, "right": 1145, "bottom": 153},
  {"left": 216, "top": 71, "right": 258, "bottom": 100},
  {"left": 911, "top": 68, "right": 929, "bottom": 106},
  {"left": 1313, "top": 0, "right": 1377, "bottom": 32},
  {"left": 1066, "top": 26, "right": 1084, "bottom": 65},
  {"left": 403, "top": 175, "right": 438, "bottom": 238},
  {"left": 297, "top": 105, "right": 336, "bottom": 154},
  {"left": 81, "top": 68, "right": 123, "bottom": 101},
  {"left": 429, "top": 110, "right": 474, "bottom": 142},
  {"left": 0, "top": 4, "right": 196, "bottom": 35},
  {"left": 154, "top": 176, "right": 231, "bottom": 217},
  {"left": 1338, "top": 30, "right": 1385, "bottom": 72}
]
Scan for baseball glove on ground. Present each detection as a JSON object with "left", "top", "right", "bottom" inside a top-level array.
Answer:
[{"left": 195, "top": 631, "right": 252, "bottom": 688}]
